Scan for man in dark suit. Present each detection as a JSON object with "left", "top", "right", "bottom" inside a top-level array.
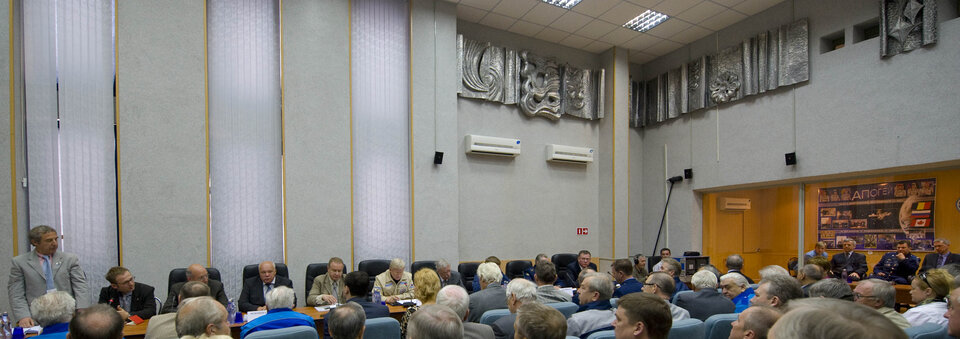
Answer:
[
  {"left": 468, "top": 262, "right": 508, "bottom": 323},
  {"left": 437, "top": 259, "right": 465, "bottom": 288},
  {"left": 437, "top": 285, "right": 496, "bottom": 339},
  {"left": 674, "top": 270, "right": 734, "bottom": 321},
  {"left": 238, "top": 261, "right": 294, "bottom": 312},
  {"left": 920, "top": 238, "right": 960, "bottom": 273},
  {"left": 98, "top": 266, "right": 157, "bottom": 320},
  {"left": 830, "top": 239, "right": 868, "bottom": 280},
  {"left": 323, "top": 271, "right": 389, "bottom": 339},
  {"left": 491, "top": 279, "right": 537, "bottom": 339},
  {"left": 160, "top": 264, "right": 228, "bottom": 314},
  {"left": 565, "top": 250, "right": 598, "bottom": 288}
]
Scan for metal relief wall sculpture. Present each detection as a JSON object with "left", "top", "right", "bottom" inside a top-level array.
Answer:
[
  {"left": 630, "top": 18, "right": 809, "bottom": 128},
  {"left": 881, "top": 0, "right": 937, "bottom": 57},
  {"left": 457, "top": 34, "right": 605, "bottom": 121}
]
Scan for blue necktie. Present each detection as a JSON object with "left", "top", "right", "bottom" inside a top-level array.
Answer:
[{"left": 42, "top": 255, "right": 55, "bottom": 291}]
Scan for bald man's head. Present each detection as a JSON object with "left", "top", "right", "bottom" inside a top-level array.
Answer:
[{"left": 186, "top": 264, "right": 209, "bottom": 284}]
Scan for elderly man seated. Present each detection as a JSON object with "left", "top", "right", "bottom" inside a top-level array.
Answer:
[
  {"left": 656, "top": 258, "right": 691, "bottom": 295},
  {"left": 436, "top": 285, "right": 496, "bottom": 338},
  {"left": 407, "top": 304, "right": 463, "bottom": 339},
  {"left": 468, "top": 262, "right": 508, "bottom": 323},
  {"left": 374, "top": 258, "right": 415, "bottom": 303},
  {"left": 728, "top": 306, "right": 781, "bottom": 339},
  {"left": 675, "top": 270, "right": 734, "bottom": 321},
  {"left": 326, "top": 302, "right": 366, "bottom": 339},
  {"left": 642, "top": 272, "right": 690, "bottom": 321},
  {"left": 69, "top": 304, "right": 125, "bottom": 339},
  {"left": 175, "top": 296, "right": 232, "bottom": 339},
  {"left": 750, "top": 275, "right": 803, "bottom": 310},
  {"left": 720, "top": 273, "right": 755, "bottom": 313},
  {"left": 567, "top": 273, "right": 616, "bottom": 337},
  {"left": 491, "top": 279, "right": 538, "bottom": 339},
  {"left": 30, "top": 291, "right": 75, "bottom": 339},
  {"left": 853, "top": 279, "right": 911, "bottom": 329},
  {"left": 239, "top": 286, "right": 314, "bottom": 338}
]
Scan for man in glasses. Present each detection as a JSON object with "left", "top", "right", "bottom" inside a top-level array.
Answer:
[
  {"left": 853, "top": 279, "right": 910, "bottom": 329},
  {"left": 944, "top": 287, "right": 960, "bottom": 336},
  {"left": 98, "top": 266, "right": 157, "bottom": 320}
]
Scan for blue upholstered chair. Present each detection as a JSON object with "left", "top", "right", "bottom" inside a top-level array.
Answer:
[
  {"left": 609, "top": 297, "right": 619, "bottom": 308},
  {"left": 904, "top": 323, "right": 949, "bottom": 339},
  {"left": 585, "top": 330, "right": 615, "bottom": 339},
  {"left": 667, "top": 318, "right": 704, "bottom": 339},
  {"left": 244, "top": 326, "right": 319, "bottom": 339},
  {"left": 671, "top": 290, "right": 694, "bottom": 304},
  {"left": 479, "top": 309, "right": 512, "bottom": 325},
  {"left": 364, "top": 317, "right": 401, "bottom": 339},
  {"left": 704, "top": 313, "right": 738, "bottom": 339},
  {"left": 546, "top": 302, "right": 578, "bottom": 319}
]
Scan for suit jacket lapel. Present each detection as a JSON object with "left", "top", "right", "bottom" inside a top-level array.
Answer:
[
  {"left": 26, "top": 249, "right": 46, "bottom": 278},
  {"left": 51, "top": 251, "right": 65, "bottom": 276}
]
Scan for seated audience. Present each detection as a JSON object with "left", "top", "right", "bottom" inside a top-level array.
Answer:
[
  {"left": 308, "top": 257, "right": 346, "bottom": 306},
  {"left": 750, "top": 275, "right": 803, "bottom": 310},
  {"left": 651, "top": 248, "right": 671, "bottom": 273},
  {"left": 326, "top": 302, "right": 365, "bottom": 339},
  {"left": 533, "top": 262, "right": 571, "bottom": 304},
  {"left": 68, "top": 304, "right": 125, "bottom": 339},
  {"left": 98, "top": 266, "right": 156, "bottom": 320},
  {"left": 656, "top": 258, "right": 691, "bottom": 295},
  {"left": 944, "top": 286, "right": 960, "bottom": 337},
  {"left": 829, "top": 239, "right": 868, "bottom": 281},
  {"left": 374, "top": 258, "right": 415, "bottom": 303},
  {"left": 567, "top": 273, "right": 616, "bottom": 337},
  {"left": 436, "top": 285, "right": 496, "bottom": 339},
  {"left": 407, "top": 304, "right": 463, "bottom": 339},
  {"left": 400, "top": 268, "right": 442, "bottom": 337},
  {"left": 642, "top": 272, "right": 689, "bottom": 321},
  {"left": 175, "top": 296, "right": 232, "bottom": 339},
  {"left": 796, "top": 264, "right": 823, "bottom": 296},
  {"left": 515, "top": 302, "right": 567, "bottom": 339},
  {"left": 145, "top": 281, "right": 210, "bottom": 339},
  {"left": 768, "top": 298, "right": 906, "bottom": 339},
  {"left": 868, "top": 240, "right": 920, "bottom": 284},
  {"left": 468, "top": 262, "right": 508, "bottom": 323},
  {"left": 757, "top": 265, "right": 790, "bottom": 281},
  {"left": 239, "top": 286, "right": 314, "bottom": 338},
  {"left": 725, "top": 254, "right": 755, "bottom": 284},
  {"left": 803, "top": 242, "right": 828, "bottom": 260},
  {"left": 698, "top": 264, "right": 721, "bottom": 285},
  {"left": 437, "top": 259, "right": 465, "bottom": 288},
  {"left": 720, "top": 273, "right": 755, "bottom": 313},
  {"left": 805, "top": 256, "right": 832, "bottom": 278},
  {"left": 472, "top": 256, "right": 509, "bottom": 291},
  {"left": 853, "top": 279, "right": 910, "bottom": 329},
  {"left": 920, "top": 238, "right": 960, "bottom": 273},
  {"left": 903, "top": 268, "right": 952, "bottom": 327},
  {"left": 611, "top": 292, "right": 671, "bottom": 339},
  {"left": 633, "top": 254, "right": 649, "bottom": 282},
  {"left": 30, "top": 291, "right": 75, "bottom": 339},
  {"left": 675, "top": 270, "right": 734, "bottom": 321},
  {"left": 571, "top": 268, "right": 596, "bottom": 305},
  {"left": 728, "top": 305, "right": 781, "bottom": 339},
  {"left": 491, "top": 279, "right": 537, "bottom": 339},
  {"left": 566, "top": 250, "right": 598, "bottom": 287},
  {"left": 611, "top": 258, "right": 643, "bottom": 298},
  {"left": 162, "top": 264, "right": 228, "bottom": 314},
  {"left": 239, "top": 261, "right": 295, "bottom": 312},
  {"left": 806, "top": 278, "right": 854, "bottom": 301},
  {"left": 523, "top": 254, "right": 549, "bottom": 282}
]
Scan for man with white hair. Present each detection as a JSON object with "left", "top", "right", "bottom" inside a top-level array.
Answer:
[
  {"left": 829, "top": 238, "right": 868, "bottom": 281},
  {"left": 239, "top": 261, "right": 295, "bottom": 312},
  {"left": 567, "top": 273, "right": 617, "bottom": 337},
  {"left": 728, "top": 305, "right": 781, "bottom": 339},
  {"left": 675, "top": 270, "right": 734, "bottom": 321},
  {"left": 437, "top": 285, "right": 496, "bottom": 339},
  {"left": 757, "top": 265, "right": 790, "bottom": 281},
  {"left": 467, "top": 262, "right": 508, "bottom": 323},
  {"left": 30, "top": 291, "right": 75, "bottom": 339},
  {"left": 491, "top": 279, "right": 537, "bottom": 339},
  {"left": 407, "top": 304, "right": 464, "bottom": 339},
  {"left": 239, "top": 286, "right": 314, "bottom": 338},
  {"left": 374, "top": 258, "right": 415, "bottom": 303},
  {"left": 175, "top": 296, "right": 232, "bottom": 339},
  {"left": 796, "top": 264, "right": 824, "bottom": 296},
  {"left": 642, "top": 272, "right": 690, "bottom": 321},
  {"left": 767, "top": 298, "right": 906, "bottom": 339},
  {"left": 720, "top": 273, "right": 755, "bottom": 313},
  {"left": 436, "top": 259, "right": 465, "bottom": 288},
  {"left": 853, "top": 279, "right": 910, "bottom": 329}
]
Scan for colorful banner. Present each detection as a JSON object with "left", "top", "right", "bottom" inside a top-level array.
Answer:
[{"left": 817, "top": 178, "right": 936, "bottom": 251}]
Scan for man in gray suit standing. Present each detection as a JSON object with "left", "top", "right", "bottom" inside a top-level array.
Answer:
[{"left": 8, "top": 225, "right": 91, "bottom": 327}]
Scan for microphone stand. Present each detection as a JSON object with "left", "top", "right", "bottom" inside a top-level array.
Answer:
[{"left": 652, "top": 177, "right": 682, "bottom": 256}]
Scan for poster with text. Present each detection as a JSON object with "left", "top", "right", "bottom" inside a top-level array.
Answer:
[{"left": 817, "top": 178, "right": 936, "bottom": 251}]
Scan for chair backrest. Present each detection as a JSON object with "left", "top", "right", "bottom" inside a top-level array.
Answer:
[
  {"left": 458, "top": 262, "right": 480, "bottom": 293},
  {"left": 703, "top": 313, "right": 738, "bottom": 339},
  {"left": 505, "top": 260, "right": 532, "bottom": 280},
  {"left": 552, "top": 253, "right": 578, "bottom": 286},
  {"left": 244, "top": 325, "right": 319, "bottom": 339},
  {"left": 305, "top": 263, "right": 328, "bottom": 298},
  {"left": 904, "top": 323, "right": 949, "bottom": 339},
  {"left": 585, "top": 329, "right": 615, "bottom": 339},
  {"left": 609, "top": 298, "right": 619, "bottom": 308},
  {"left": 358, "top": 259, "right": 392, "bottom": 293},
  {"left": 545, "top": 302, "right": 578, "bottom": 319},
  {"left": 168, "top": 267, "right": 222, "bottom": 292},
  {"left": 242, "top": 263, "right": 290, "bottom": 281},
  {"left": 479, "top": 309, "right": 512, "bottom": 325},
  {"left": 667, "top": 318, "right": 704, "bottom": 339},
  {"left": 671, "top": 290, "right": 694, "bottom": 304},
  {"left": 411, "top": 261, "right": 437, "bottom": 274},
  {"left": 748, "top": 283, "right": 759, "bottom": 290},
  {"left": 364, "top": 317, "right": 401, "bottom": 339},
  {"left": 154, "top": 296, "right": 162, "bottom": 315}
]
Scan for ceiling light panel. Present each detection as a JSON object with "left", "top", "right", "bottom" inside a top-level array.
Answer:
[
  {"left": 541, "top": 0, "right": 582, "bottom": 10},
  {"left": 623, "top": 10, "right": 669, "bottom": 32}
]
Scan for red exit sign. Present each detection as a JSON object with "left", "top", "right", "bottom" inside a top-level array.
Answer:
[{"left": 576, "top": 227, "right": 589, "bottom": 235}]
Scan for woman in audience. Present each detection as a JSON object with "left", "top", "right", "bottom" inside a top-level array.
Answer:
[
  {"left": 903, "top": 268, "right": 952, "bottom": 326},
  {"left": 400, "top": 268, "right": 441, "bottom": 337}
]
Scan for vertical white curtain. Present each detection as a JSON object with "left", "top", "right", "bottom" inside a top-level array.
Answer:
[
  {"left": 351, "top": 0, "right": 412, "bottom": 267},
  {"left": 23, "top": 0, "right": 117, "bottom": 305},
  {"left": 207, "top": 0, "right": 284, "bottom": 300}
]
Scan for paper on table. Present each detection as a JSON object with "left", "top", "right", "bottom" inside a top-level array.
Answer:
[
  {"left": 315, "top": 304, "right": 338, "bottom": 312},
  {"left": 24, "top": 326, "right": 42, "bottom": 334},
  {"left": 398, "top": 299, "right": 422, "bottom": 306},
  {"left": 243, "top": 310, "right": 268, "bottom": 322}
]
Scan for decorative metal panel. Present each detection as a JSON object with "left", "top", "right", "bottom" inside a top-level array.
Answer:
[
  {"left": 880, "top": 0, "right": 937, "bottom": 57},
  {"left": 518, "top": 51, "right": 562, "bottom": 120},
  {"left": 458, "top": 35, "right": 507, "bottom": 102},
  {"left": 777, "top": 19, "right": 809, "bottom": 86},
  {"left": 561, "top": 65, "right": 604, "bottom": 120}
]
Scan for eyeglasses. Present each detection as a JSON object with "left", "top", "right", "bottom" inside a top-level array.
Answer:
[{"left": 853, "top": 293, "right": 876, "bottom": 300}]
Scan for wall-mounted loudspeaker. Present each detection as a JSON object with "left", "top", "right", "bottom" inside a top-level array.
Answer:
[
  {"left": 785, "top": 152, "right": 796, "bottom": 166},
  {"left": 684, "top": 168, "right": 693, "bottom": 179},
  {"left": 434, "top": 151, "right": 444, "bottom": 164}
]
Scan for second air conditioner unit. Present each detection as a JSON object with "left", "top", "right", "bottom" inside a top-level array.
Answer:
[
  {"left": 464, "top": 134, "right": 521, "bottom": 157},
  {"left": 545, "top": 144, "right": 594, "bottom": 164}
]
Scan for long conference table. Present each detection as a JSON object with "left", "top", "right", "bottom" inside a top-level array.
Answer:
[{"left": 121, "top": 305, "right": 407, "bottom": 339}]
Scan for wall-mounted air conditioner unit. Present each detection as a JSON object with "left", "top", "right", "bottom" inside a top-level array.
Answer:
[
  {"left": 464, "top": 134, "right": 521, "bottom": 157},
  {"left": 719, "top": 197, "right": 752, "bottom": 211},
  {"left": 545, "top": 144, "right": 594, "bottom": 164}
]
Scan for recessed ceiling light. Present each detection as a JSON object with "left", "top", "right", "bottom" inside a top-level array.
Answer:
[
  {"left": 623, "top": 10, "right": 669, "bottom": 32},
  {"left": 541, "top": 0, "right": 582, "bottom": 10}
]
